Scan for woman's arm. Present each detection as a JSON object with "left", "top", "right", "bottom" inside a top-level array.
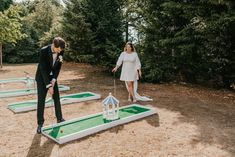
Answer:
[{"left": 112, "top": 52, "right": 124, "bottom": 72}]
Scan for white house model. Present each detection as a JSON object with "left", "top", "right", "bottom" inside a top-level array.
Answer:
[
  {"left": 26, "top": 74, "right": 32, "bottom": 89},
  {"left": 25, "top": 73, "right": 35, "bottom": 90},
  {"left": 102, "top": 93, "right": 119, "bottom": 121}
]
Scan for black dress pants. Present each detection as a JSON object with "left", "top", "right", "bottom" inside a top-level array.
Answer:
[{"left": 37, "top": 80, "right": 63, "bottom": 125}]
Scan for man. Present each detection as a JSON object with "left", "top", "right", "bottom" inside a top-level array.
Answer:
[{"left": 35, "top": 37, "right": 66, "bottom": 134}]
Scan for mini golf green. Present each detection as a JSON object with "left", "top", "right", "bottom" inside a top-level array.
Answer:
[
  {"left": 42, "top": 104, "right": 157, "bottom": 144},
  {"left": 0, "top": 85, "right": 70, "bottom": 98},
  {"left": 0, "top": 77, "right": 34, "bottom": 84},
  {"left": 8, "top": 92, "right": 101, "bottom": 113}
]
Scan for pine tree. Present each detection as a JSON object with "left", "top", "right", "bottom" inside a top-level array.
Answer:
[
  {"left": 141, "top": 0, "right": 235, "bottom": 87},
  {"left": 62, "top": 0, "right": 93, "bottom": 62},
  {"left": 62, "top": 0, "right": 123, "bottom": 66},
  {"left": 0, "top": 0, "right": 13, "bottom": 12}
]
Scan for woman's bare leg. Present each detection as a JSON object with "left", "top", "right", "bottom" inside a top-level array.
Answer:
[
  {"left": 126, "top": 81, "right": 136, "bottom": 102},
  {"left": 125, "top": 82, "right": 131, "bottom": 101},
  {"left": 128, "top": 93, "right": 131, "bottom": 101}
]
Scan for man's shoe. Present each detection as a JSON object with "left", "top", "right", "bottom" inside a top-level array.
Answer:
[
  {"left": 57, "top": 118, "right": 65, "bottom": 123},
  {"left": 37, "top": 124, "right": 43, "bottom": 134}
]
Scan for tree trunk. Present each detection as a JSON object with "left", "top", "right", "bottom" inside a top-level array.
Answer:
[
  {"left": 0, "top": 43, "right": 2, "bottom": 68},
  {"left": 125, "top": 20, "right": 129, "bottom": 43}
]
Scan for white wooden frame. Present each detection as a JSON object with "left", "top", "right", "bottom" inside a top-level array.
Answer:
[
  {"left": 8, "top": 92, "right": 101, "bottom": 113},
  {"left": 42, "top": 104, "right": 157, "bottom": 144},
  {"left": 0, "top": 77, "right": 35, "bottom": 84},
  {"left": 0, "top": 85, "right": 70, "bottom": 98}
]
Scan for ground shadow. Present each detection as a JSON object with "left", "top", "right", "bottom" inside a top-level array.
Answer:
[
  {"left": 147, "top": 88, "right": 235, "bottom": 155},
  {"left": 145, "top": 113, "right": 160, "bottom": 127},
  {"left": 0, "top": 69, "right": 10, "bottom": 74},
  {"left": 108, "top": 125, "right": 124, "bottom": 134},
  {"left": 26, "top": 134, "right": 55, "bottom": 157}
]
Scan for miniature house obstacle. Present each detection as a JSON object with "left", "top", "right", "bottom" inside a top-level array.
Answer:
[
  {"left": 25, "top": 73, "right": 36, "bottom": 90},
  {"left": 102, "top": 93, "right": 119, "bottom": 121}
]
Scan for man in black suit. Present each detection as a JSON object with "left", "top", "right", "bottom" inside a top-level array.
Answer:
[{"left": 35, "top": 37, "right": 66, "bottom": 134}]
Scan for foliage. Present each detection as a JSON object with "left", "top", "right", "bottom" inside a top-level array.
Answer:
[
  {"left": 62, "top": 0, "right": 123, "bottom": 67},
  {"left": 1, "top": 0, "right": 234, "bottom": 88},
  {"left": 141, "top": 0, "right": 235, "bottom": 87},
  {"left": 3, "top": 0, "right": 64, "bottom": 63},
  {"left": 0, "top": 5, "right": 26, "bottom": 44},
  {"left": 0, "top": 0, "right": 13, "bottom": 11}
]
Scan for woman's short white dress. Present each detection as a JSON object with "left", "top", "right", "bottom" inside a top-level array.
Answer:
[{"left": 116, "top": 51, "right": 141, "bottom": 81}]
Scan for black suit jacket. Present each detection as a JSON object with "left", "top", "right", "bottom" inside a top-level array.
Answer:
[{"left": 35, "top": 45, "right": 64, "bottom": 87}]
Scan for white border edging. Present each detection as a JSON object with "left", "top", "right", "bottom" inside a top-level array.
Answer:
[
  {"left": 8, "top": 92, "right": 101, "bottom": 113},
  {"left": 0, "top": 85, "right": 70, "bottom": 98},
  {"left": 0, "top": 77, "right": 35, "bottom": 84},
  {"left": 42, "top": 104, "right": 157, "bottom": 144}
]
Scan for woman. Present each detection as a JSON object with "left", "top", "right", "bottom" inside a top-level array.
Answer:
[{"left": 112, "top": 42, "right": 141, "bottom": 102}]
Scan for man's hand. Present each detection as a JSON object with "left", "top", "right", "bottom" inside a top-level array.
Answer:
[
  {"left": 51, "top": 79, "right": 56, "bottom": 87},
  {"left": 48, "top": 86, "right": 54, "bottom": 95}
]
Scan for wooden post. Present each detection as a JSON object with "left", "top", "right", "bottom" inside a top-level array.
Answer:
[{"left": 0, "top": 43, "right": 2, "bottom": 68}]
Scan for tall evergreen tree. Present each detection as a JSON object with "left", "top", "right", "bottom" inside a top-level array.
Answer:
[
  {"left": 26, "top": 0, "right": 56, "bottom": 39},
  {"left": 0, "top": 0, "right": 13, "bottom": 11},
  {"left": 62, "top": 0, "right": 93, "bottom": 62},
  {"left": 141, "top": 0, "right": 235, "bottom": 87},
  {"left": 4, "top": 0, "right": 64, "bottom": 64},
  {"left": 0, "top": 5, "right": 26, "bottom": 67},
  {"left": 62, "top": 0, "right": 123, "bottom": 66},
  {"left": 83, "top": 0, "right": 123, "bottom": 65},
  {"left": 122, "top": 0, "right": 147, "bottom": 43}
]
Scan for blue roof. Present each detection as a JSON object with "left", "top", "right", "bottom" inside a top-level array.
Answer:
[{"left": 102, "top": 93, "right": 119, "bottom": 105}]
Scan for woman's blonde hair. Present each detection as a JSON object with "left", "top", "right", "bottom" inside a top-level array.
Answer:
[{"left": 124, "top": 42, "right": 136, "bottom": 52}]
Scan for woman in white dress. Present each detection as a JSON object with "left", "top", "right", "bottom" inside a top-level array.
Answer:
[{"left": 112, "top": 42, "right": 142, "bottom": 102}]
